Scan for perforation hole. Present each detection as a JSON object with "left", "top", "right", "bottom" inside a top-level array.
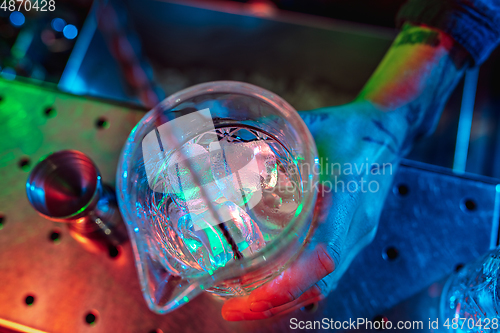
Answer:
[
  {"left": 43, "top": 107, "right": 56, "bottom": 117},
  {"left": 108, "top": 245, "right": 120, "bottom": 259},
  {"left": 49, "top": 230, "right": 61, "bottom": 243},
  {"left": 25, "top": 295, "right": 35, "bottom": 306},
  {"left": 18, "top": 157, "right": 30, "bottom": 171},
  {"left": 395, "top": 184, "right": 409, "bottom": 196},
  {"left": 461, "top": 198, "right": 477, "bottom": 212},
  {"left": 301, "top": 302, "right": 318, "bottom": 313},
  {"left": 372, "top": 315, "right": 390, "bottom": 330},
  {"left": 382, "top": 246, "right": 399, "bottom": 261},
  {"left": 95, "top": 117, "right": 109, "bottom": 129},
  {"left": 85, "top": 311, "right": 98, "bottom": 325}
]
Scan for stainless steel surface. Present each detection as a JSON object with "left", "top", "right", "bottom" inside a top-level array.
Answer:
[
  {"left": 317, "top": 160, "right": 499, "bottom": 327},
  {"left": 354, "top": 277, "right": 449, "bottom": 333},
  {"left": 0, "top": 77, "right": 499, "bottom": 332}
]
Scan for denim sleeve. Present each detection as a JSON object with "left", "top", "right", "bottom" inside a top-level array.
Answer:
[{"left": 396, "top": 0, "right": 500, "bottom": 65}]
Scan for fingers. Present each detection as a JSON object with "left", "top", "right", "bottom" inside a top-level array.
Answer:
[
  {"left": 222, "top": 285, "right": 324, "bottom": 321},
  {"left": 221, "top": 244, "right": 335, "bottom": 321},
  {"left": 222, "top": 296, "right": 273, "bottom": 321},
  {"left": 267, "top": 286, "right": 323, "bottom": 317},
  {"left": 250, "top": 244, "right": 334, "bottom": 310}
]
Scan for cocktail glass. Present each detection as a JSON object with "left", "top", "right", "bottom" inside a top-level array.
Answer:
[{"left": 116, "top": 81, "right": 318, "bottom": 313}]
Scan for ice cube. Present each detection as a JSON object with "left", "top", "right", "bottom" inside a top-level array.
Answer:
[
  {"left": 209, "top": 138, "right": 276, "bottom": 210},
  {"left": 192, "top": 200, "right": 265, "bottom": 254},
  {"left": 166, "top": 143, "right": 223, "bottom": 213},
  {"left": 177, "top": 213, "right": 233, "bottom": 271}
]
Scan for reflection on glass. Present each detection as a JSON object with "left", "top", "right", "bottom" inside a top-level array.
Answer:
[{"left": 117, "top": 81, "right": 318, "bottom": 313}]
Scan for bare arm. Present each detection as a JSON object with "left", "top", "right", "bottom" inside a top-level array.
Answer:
[{"left": 357, "top": 23, "right": 469, "bottom": 154}]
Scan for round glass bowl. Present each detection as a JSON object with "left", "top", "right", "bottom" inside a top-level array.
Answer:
[{"left": 116, "top": 81, "right": 318, "bottom": 314}]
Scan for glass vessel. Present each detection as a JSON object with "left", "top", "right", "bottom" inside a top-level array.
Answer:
[
  {"left": 117, "top": 81, "right": 318, "bottom": 314},
  {"left": 440, "top": 247, "right": 500, "bottom": 332}
]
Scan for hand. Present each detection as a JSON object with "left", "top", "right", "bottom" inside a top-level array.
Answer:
[
  {"left": 221, "top": 23, "right": 468, "bottom": 321},
  {"left": 221, "top": 101, "right": 404, "bottom": 320}
]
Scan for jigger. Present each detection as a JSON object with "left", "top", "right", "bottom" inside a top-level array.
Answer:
[{"left": 26, "top": 150, "right": 127, "bottom": 250}]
